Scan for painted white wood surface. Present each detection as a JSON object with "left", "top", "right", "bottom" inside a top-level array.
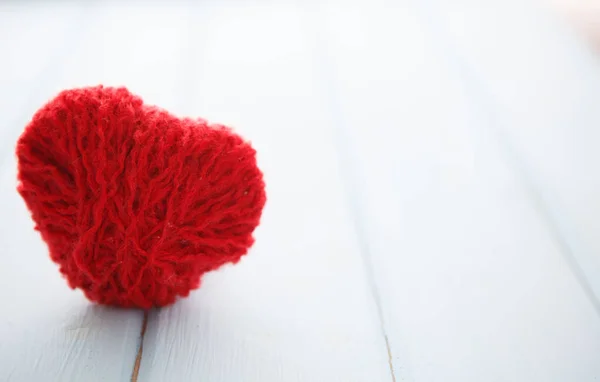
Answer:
[
  {"left": 314, "top": 1, "right": 600, "bottom": 381},
  {"left": 137, "top": 3, "right": 391, "bottom": 382},
  {"left": 430, "top": 0, "right": 600, "bottom": 306},
  {"left": 1, "top": 1, "right": 599, "bottom": 382}
]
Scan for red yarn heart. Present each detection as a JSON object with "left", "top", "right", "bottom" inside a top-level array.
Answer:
[{"left": 16, "top": 86, "right": 266, "bottom": 309}]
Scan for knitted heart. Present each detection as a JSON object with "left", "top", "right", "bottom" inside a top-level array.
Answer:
[{"left": 16, "top": 86, "right": 266, "bottom": 309}]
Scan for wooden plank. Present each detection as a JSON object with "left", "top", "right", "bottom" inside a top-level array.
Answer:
[
  {"left": 314, "top": 1, "right": 600, "bottom": 381},
  {"left": 137, "top": 3, "right": 392, "bottom": 382},
  {"left": 0, "top": 4, "right": 189, "bottom": 381}
]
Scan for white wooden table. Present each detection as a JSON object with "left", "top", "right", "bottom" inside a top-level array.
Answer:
[{"left": 1, "top": 1, "right": 599, "bottom": 381}]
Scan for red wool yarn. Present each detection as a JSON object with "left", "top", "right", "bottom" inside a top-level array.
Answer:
[{"left": 16, "top": 86, "right": 266, "bottom": 309}]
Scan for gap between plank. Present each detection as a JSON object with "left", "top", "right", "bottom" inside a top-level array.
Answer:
[
  {"left": 130, "top": 310, "right": 149, "bottom": 382},
  {"left": 384, "top": 335, "right": 397, "bottom": 382}
]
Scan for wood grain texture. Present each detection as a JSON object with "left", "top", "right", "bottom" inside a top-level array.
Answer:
[
  {"left": 314, "top": 1, "right": 600, "bottom": 381},
  {"left": 136, "top": 3, "right": 392, "bottom": 382}
]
